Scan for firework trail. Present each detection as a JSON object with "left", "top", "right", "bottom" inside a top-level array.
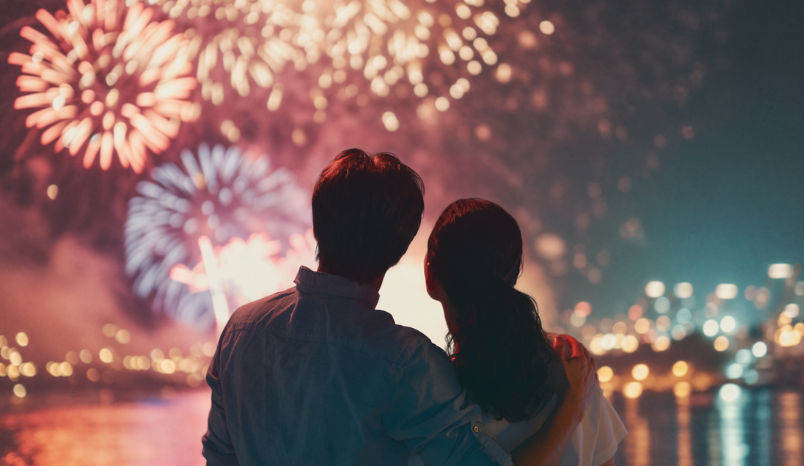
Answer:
[
  {"left": 8, "top": 0, "right": 198, "bottom": 173},
  {"left": 170, "top": 229, "right": 317, "bottom": 323},
  {"left": 125, "top": 143, "right": 309, "bottom": 327}
]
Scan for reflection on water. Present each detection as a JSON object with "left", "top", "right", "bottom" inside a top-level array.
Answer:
[
  {"left": 0, "top": 388, "right": 802, "bottom": 465},
  {"left": 779, "top": 392, "right": 802, "bottom": 466},
  {"left": 755, "top": 389, "right": 773, "bottom": 466},
  {"left": 624, "top": 398, "right": 650, "bottom": 466},
  {"left": 0, "top": 390, "right": 209, "bottom": 466},
  {"left": 719, "top": 390, "right": 747, "bottom": 465},
  {"left": 676, "top": 399, "right": 692, "bottom": 466},
  {"left": 610, "top": 388, "right": 804, "bottom": 466}
]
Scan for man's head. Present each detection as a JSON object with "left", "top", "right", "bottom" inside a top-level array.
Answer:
[{"left": 312, "top": 149, "right": 425, "bottom": 284}]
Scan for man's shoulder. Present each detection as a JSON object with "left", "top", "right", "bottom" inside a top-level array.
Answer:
[
  {"left": 363, "top": 315, "right": 439, "bottom": 367},
  {"left": 223, "top": 288, "right": 441, "bottom": 368},
  {"left": 227, "top": 286, "right": 297, "bottom": 326}
]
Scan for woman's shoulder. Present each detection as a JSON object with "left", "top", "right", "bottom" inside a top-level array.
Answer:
[{"left": 479, "top": 394, "right": 559, "bottom": 453}]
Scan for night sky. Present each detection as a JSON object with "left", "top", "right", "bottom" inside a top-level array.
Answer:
[{"left": 587, "top": 0, "right": 804, "bottom": 313}]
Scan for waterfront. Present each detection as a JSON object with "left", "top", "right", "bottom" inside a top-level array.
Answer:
[{"left": 1, "top": 387, "right": 802, "bottom": 466}]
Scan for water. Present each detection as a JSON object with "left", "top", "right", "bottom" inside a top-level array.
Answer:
[
  {"left": 610, "top": 389, "right": 803, "bottom": 466},
  {"left": 1, "top": 388, "right": 802, "bottom": 465}
]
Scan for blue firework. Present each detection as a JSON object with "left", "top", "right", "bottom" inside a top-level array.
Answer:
[{"left": 125, "top": 143, "right": 309, "bottom": 328}]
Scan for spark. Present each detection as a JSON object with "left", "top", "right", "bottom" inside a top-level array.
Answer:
[
  {"left": 124, "top": 143, "right": 308, "bottom": 327},
  {"left": 9, "top": 0, "right": 198, "bottom": 173}
]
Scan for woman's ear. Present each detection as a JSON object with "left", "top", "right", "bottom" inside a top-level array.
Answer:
[{"left": 424, "top": 258, "right": 438, "bottom": 300}]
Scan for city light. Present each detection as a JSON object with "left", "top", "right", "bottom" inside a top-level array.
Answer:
[
  {"left": 654, "top": 297, "right": 670, "bottom": 313},
  {"left": 715, "top": 284, "right": 738, "bottom": 300},
  {"left": 674, "top": 282, "right": 694, "bottom": 298},
  {"left": 645, "top": 281, "right": 666, "bottom": 298},
  {"left": 720, "top": 316, "right": 737, "bottom": 334},
  {"left": 597, "top": 366, "right": 614, "bottom": 383},
  {"left": 719, "top": 383, "right": 742, "bottom": 403},
  {"left": 768, "top": 263, "right": 793, "bottom": 279},
  {"left": 13, "top": 384, "right": 27, "bottom": 398},
  {"left": 714, "top": 336, "right": 730, "bottom": 352},
  {"left": 752, "top": 341, "right": 768, "bottom": 358},
  {"left": 703, "top": 319, "right": 719, "bottom": 337},
  {"left": 652, "top": 335, "right": 671, "bottom": 352},
  {"left": 621, "top": 335, "right": 639, "bottom": 353},
  {"left": 632, "top": 364, "right": 650, "bottom": 381},
  {"left": 672, "top": 361, "right": 689, "bottom": 377},
  {"left": 624, "top": 381, "right": 643, "bottom": 399},
  {"left": 726, "top": 363, "right": 744, "bottom": 379},
  {"left": 673, "top": 381, "right": 691, "bottom": 398},
  {"left": 634, "top": 318, "right": 651, "bottom": 334},
  {"left": 735, "top": 349, "right": 752, "bottom": 365}
]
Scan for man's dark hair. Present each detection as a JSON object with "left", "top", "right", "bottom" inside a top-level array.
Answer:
[{"left": 312, "top": 149, "right": 424, "bottom": 284}]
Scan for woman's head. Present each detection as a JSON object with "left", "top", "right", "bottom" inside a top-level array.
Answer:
[{"left": 426, "top": 199, "right": 553, "bottom": 422}]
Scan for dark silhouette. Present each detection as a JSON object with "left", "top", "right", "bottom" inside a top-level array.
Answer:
[{"left": 427, "top": 199, "right": 554, "bottom": 423}]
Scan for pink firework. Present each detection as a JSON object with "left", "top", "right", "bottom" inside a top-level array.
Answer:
[{"left": 8, "top": 0, "right": 198, "bottom": 173}]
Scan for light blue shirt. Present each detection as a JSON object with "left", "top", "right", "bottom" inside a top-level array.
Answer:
[{"left": 202, "top": 266, "right": 512, "bottom": 466}]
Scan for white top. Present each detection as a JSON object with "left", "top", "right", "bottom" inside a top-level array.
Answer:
[
  {"left": 408, "top": 386, "right": 626, "bottom": 466},
  {"left": 480, "top": 386, "right": 627, "bottom": 466}
]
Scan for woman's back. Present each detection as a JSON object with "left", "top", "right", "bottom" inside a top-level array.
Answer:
[{"left": 424, "top": 198, "right": 627, "bottom": 465}]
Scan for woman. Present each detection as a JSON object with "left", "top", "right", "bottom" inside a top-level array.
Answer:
[{"left": 424, "top": 199, "right": 627, "bottom": 466}]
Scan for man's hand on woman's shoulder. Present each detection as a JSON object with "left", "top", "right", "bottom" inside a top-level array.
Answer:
[{"left": 551, "top": 334, "right": 597, "bottom": 413}]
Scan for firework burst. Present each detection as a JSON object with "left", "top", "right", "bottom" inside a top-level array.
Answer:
[
  {"left": 310, "top": 0, "right": 510, "bottom": 109},
  {"left": 134, "top": 0, "right": 303, "bottom": 109},
  {"left": 8, "top": 0, "right": 198, "bottom": 173},
  {"left": 125, "top": 143, "right": 309, "bottom": 327},
  {"left": 137, "top": 0, "right": 523, "bottom": 129}
]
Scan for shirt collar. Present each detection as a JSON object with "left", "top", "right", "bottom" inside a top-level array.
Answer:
[{"left": 294, "top": 266, "right": 380, "bottom": 309}]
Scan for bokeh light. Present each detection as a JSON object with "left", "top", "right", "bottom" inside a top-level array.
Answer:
[
  {"left": 645, "top": 280, "right": 665, "bottom": 298},
  {"left": 714, "top": 336, "right": 730, "bottom": 352},
  {"left": 674, "top": 282, "right": 693, "bottom": 298},
  {"left": 672, "top": 361, "right": 689, "bottom": 377},
  {"left": 726, "top": 363, "right": 744, "bottom": 379},
  {"left": 715, "top": 283, "right": 738, "bottom": 300},
  {"left": 13, "top": 384, "right": 27, "bottom": 398},
  {"left": 673, "top": 381, "right": 691, "bottom": 398},
  {"left": 768, "top": 263, "right": 792, "bottom": 279},
  {"left": 703, "top": 319, "right": 719, "bottom": 337},
  {"left": 719, "top": 383, "right": 742, "bottom": 403},
  {"left": 632, "top": 363, "right": 649, "bottom": 381},
  {"left": 624, "top": 381, "right": 643, "bottom": 399},
  {"left": 720, "top": 316, "right": 736, "bottom": 334},
  {"left": 597, "top": 366, "right": 614, "bottom": 383}
]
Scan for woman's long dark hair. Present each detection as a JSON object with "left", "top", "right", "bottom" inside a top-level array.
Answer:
[{"left": 428, "top": 199, "right": 554, "bottom": 422}]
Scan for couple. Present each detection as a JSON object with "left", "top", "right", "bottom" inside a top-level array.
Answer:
[{"left": 202, "top": 150, "right": 626, "bottom": 465}]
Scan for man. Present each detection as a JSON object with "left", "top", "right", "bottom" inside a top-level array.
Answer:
[{"left": 202, "top": 149, "right": 597, "bottom": 465}]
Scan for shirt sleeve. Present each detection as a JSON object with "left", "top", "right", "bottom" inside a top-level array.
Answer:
[
  {"left": 589, "top": 390, "right": 628, "bottom": 466},
  {"left": 201, "top": 330, "right": 240, "bottom": 466},
  {"left": 382, "top": 340, "right": 513, "bottom": 466}
]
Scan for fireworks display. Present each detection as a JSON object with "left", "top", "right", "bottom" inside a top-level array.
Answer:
[
  {"left": 8, "top": 0, "right": 199, "bottom": 173},
  {"left": 124, "top": 143, "right": 309, "bottom": 327},
  {"left": 135, "top": 0, "right": 527, "bottom": 129}
]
